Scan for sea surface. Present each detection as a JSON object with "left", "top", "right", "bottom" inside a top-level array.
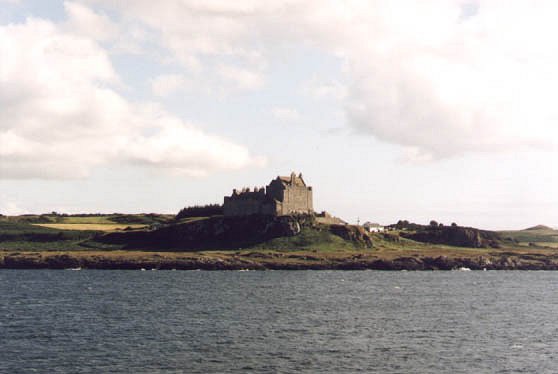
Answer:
[{"left": 2, "top": 270, "right": 558, "bottom": 373}]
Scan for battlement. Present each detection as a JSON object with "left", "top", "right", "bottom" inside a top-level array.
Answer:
[{"left": 230, "top": 187, "right": 266, "bottom": 198}]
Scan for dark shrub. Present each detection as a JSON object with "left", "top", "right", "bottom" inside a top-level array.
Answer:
[{"left": 176, "top": 204, "right": 223, "bottom": 220}]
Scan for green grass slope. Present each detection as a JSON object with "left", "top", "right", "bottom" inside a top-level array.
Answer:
[
  {"left": 2, "top": 213, "right": 174, "bottom": 225},
  {"left": 499, "top": 226, "right": 558, "bottom": 247},
  {"left": 0, "top": 221, "right": 100, "bottom": 250},
  {"left": 248, "top": 227, "right": 362, "bottom": 251}
]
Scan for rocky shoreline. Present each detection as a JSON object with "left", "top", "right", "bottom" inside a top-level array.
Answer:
[{"left": 2, "top": 250, "right": 558, "bottom": 270}]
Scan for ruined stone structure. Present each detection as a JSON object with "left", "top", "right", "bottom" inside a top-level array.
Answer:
[{"left": 224, "top": 172, "right": 313, "bottom": 217}]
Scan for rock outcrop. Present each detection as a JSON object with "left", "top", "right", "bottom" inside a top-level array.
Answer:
[
  {"left": 401, "top": 226, "right": 501, "bottom": 248},
  {"left": 328, "top": 224, "right": 373, "bottom": 247}
]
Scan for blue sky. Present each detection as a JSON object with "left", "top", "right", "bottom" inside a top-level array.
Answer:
[{"left": 1, "top": 0, "right": 558, "bottom": 230}]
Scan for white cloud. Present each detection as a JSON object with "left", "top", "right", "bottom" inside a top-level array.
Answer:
[
  {"left": 151, "top": 74, "right": 185, "bottom": 97},
  {"left": 216, "top": 64, "right": 264, "bottom": 91},
  {"left": 63, "top": 1, "right": 117, "bottom": 41},
  {"left": 336, "top": 1, "right": 558, "bottom": 159},
  {"left": 86, "top": 0, "right": 558, "bottom": 160},
  {"left": 86, "top": 0, "right": 269, "bottom": 93},
  {"left": 302, "top": 76, "right": 347, "bottom": 101},
  {"left": 271, "top": 107, "right": 300, "bottom": 122},
  {"left": 150, "top": 66, "right": 264, "bottom": 98},
  {"left": 0, "top": 15, "right": 263, "bottom": 179}
]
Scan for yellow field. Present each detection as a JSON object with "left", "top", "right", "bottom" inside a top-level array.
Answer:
[{"left": 33, "top": 223, "right": 147, "bottom": 231}]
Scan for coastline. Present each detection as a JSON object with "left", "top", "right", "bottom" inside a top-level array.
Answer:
[{"left": 3, "top": 249, "right": 558, "bottom": 270}]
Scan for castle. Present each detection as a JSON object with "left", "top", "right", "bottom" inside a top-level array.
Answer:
[{"left": 224, "top": 172, "right": 314, "bottom": 217}]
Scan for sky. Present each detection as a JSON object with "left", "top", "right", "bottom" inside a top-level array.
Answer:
[{"left": 1, "top": 0, "right": 558, "bottom": 230}]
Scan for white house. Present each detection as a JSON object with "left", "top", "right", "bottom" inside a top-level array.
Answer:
[{"left": 362, "top": 222, "right": 385, "bottom": 232}]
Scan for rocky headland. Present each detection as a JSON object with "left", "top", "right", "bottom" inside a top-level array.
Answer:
[
  {"left": 3, "top": 249, "right": 558, "bottom": 270},
  {"left": 95, "top": 214, "right": 373, "bottom": 250}
]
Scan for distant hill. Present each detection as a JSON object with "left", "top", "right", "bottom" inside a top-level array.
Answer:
[
  {"left": 525, "top": 225, "right": 553, "bottom": 231},
  {"left": 499, "top": 225, "right": 558, "bottom": 247}
]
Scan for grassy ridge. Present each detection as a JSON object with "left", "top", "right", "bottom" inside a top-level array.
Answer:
[
  {"left": 0, "top": 214, "right": 173, "bottom": 251},
  {"left": 0, "top": 221, "right": 101, "bottom": 251},
  {"left": 34, "top": 223, "right": 147, "bottom": 231},
  {"left": 3, "top": 213, "right": 174, "bottom": 225},
  {"left": 499, "top": 228, "right": 558, "bottom": 246},
  {"left": 250, "top": 227, "right": 360, "bottom": 251},
  {"left": 0, "top": 221, "right": 97, "bottom": 237}
]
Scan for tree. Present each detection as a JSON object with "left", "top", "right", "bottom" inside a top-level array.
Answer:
[
  {"left": 429, "top": 220, "right": 438, "bottom": 227},
  {"left": 176, "top": 204, "right": 223, "bottom": 220}
]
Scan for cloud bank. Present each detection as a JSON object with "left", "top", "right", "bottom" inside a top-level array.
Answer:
[
  {"left": 87, "top": 0, "right": 558, "bottom": 160},
  {"left": 0, "top": 5, "right": 263, "bottom": 179}
]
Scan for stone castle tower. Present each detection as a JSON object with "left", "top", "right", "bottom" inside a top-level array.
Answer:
[{"left": 223, "top": 172, "right": 313, "bottom": 217}]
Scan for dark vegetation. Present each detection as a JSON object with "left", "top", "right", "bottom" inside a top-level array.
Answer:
[
  {"left": 391, "top": 220, "right": 424, "bottom": 230},
  {"left": 390, "top": 219, "right": 502, "bottom": 248},
  {"left": 0, "top": 221, "right": 97, "bottom": 242},
  {"left": 0, "top": 221, "right": 100, "bottom": 250},
  {"left": 176, "top": 204, "right": 223, "bottom": 220},
  {"left": 109, "top": 214, "right": 173, "bottom": 225},
  {"left": 400, "top": 224, "right": 501, "bottom": 248}
]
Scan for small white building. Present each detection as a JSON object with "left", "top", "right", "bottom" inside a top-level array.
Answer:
[{"left": 362, "top": 222, "right": 385, "bottom": 232}]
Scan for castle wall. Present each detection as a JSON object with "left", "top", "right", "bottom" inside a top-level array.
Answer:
[
  {"left": 280, "top": 185, "right": 313, "bottom": 215},
  {"left": 224, "top": 174, "right": 314, "bottom": 217},
  {"left": 224, "top": 197, "right": 263, "bottom": 216},
  {"left": 223, "top": 193, "right": 276, "bottom": 216},
  {"left": 266, "top": 179, "right": 284, "bottom": 202}
]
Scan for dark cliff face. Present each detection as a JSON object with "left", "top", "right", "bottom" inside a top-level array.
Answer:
[
  {"left": 400, "top": 226, "right": 501, "bottom": 248},
  {"left": 99, "top": 215, "right": 299, "bottom": 250},
  {"left": 97, "top": 215, "right": 372, "bottom": 251}
]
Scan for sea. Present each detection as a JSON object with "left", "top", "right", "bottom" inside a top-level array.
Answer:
[{"left": 2, "top": 270, "right": 558, "bottom": 373}]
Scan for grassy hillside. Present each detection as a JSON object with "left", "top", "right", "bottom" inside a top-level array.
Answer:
[
  {"left": 0, "top": 221, "right": 100, "bottom": 250},
  {"left": 499, "top": 227, "right": 558, "bottom": 247},
  {"left": 1, "top": 213, "right": 175, "bottom": 233},
  {"left": 2, "top": 213, "right": 174, "bottom": 225},
  {"left": 3, "top": 213, "right": 550, "bottom": 254},
  {"left": 249, "top": 227, "right": 360, "bottom": 251},
  {"left": 34, "top": 223, "right": 146, "bottom": 231},
  {"left": 0, "top": 214, "right": 174, "bottom": 250}
]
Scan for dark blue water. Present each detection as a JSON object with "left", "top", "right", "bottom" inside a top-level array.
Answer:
[{"left": 2, "top": 270, "right": 558, "bottom": 373}]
